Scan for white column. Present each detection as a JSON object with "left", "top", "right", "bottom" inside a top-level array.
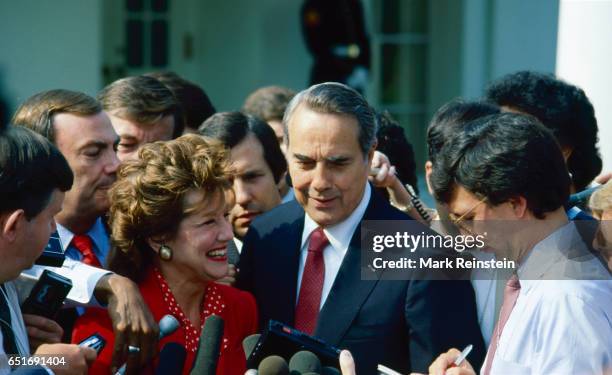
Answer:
[{"left": 557, "top": 0, "right": 612, "bottom": 174}]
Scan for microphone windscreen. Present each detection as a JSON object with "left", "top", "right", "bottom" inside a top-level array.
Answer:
[
  {"left": 242, "top": 334, "right": 261, "bottom": 359},
  {"left": 288, "top": 351, "right": 321, "bottom": 374},
  {"left": 258, "top": 355, "right": 289, "bottom": 375},
  {"left": 322, "top": 366, "right": 340, "bottom": 375},
  {"left": 190, "top": 314, "right": 224, "bottom": 375},
  {"left": 155, "top": 342, "right": 186, "bottom": 375},
  {"left": 159, "top": 314, "right": 180, "bottom": 339}
]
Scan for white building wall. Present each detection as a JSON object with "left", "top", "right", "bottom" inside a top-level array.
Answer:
[
  {"left": 488, "top": 0, "right": 559, "bottom": 80},
  {"left": 0, "top": 0, "right": 102, "bottom": 115},
  {"left": 557, "top": 0, "right": 612, "bottom": 174},
  {"left": 193, "top": 0, "right": 311, "bottom": 111}
]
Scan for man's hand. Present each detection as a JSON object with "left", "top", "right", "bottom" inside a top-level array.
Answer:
[
  {"left": 339, "top": 350, "right": 356, "bottom": 375},
  {"left": 369, "top": 151, "right": 397, "bottom": 188},
  {"left": 217, "top": 264, "right": 238, "bottom": 286},
  {"left": 94, "top": 274, "right": 158, "bottom": 374},
  {"left": 595, "top": 172, "right": 612, "bottom": 185},
  {"left": 416, "top": 348, "right": 476, "bottom": 375},
  {"left": 23, "top": 314, "right": 63, "bottom": 351},
  {"left": 35, "top": 343, "right": 96, "bottom": 375}
]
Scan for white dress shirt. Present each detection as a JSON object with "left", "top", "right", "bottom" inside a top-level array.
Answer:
[
  {"left": 296, "top": 184, "right": 371, "bottom": 309},
  {"left": 0, "top": 282, "right": 30, "bottom": 356},
  {"left": 485, "top": 222, "right": 612, "bottom": 375},
  {"left": 470, "top": 250, "right": 500, "bottom": 347},
  {"left": 0, "top": 282, "right": 54, "bottom": 375},
  {"left": 233, "top": 237, "right": 243, "bottom": 254}
]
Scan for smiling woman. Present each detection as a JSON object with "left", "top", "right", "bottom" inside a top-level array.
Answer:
[{"left": 71, "top": 134, "right": 258, "bottom": 375}]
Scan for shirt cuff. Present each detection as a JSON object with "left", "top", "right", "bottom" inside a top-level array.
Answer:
[{"left": 20, "top": 260, "right": 111, "bottom": 307}]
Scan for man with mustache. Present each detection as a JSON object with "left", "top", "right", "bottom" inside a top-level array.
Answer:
[{"left": 198, "top": 111, "right": 286, "bottom": 263}]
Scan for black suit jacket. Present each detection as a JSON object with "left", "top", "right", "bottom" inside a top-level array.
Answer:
[{"left": 237, "top": 190, "right": 485, "bottom": 374}]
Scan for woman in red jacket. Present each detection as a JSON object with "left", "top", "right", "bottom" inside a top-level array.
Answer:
[{"left": 72, "top": 135, "right": 257, "bottom": 374}]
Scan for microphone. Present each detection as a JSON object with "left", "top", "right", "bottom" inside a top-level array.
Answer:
[
  {"left": 288, "top": 351, "right": 321, "bottom": 374},
  {"left": 155, "top": 342, "right": 186, "bottom": 375},
  {"left": 243, "top": 333, "right": 261, "bottom": 359},
  {"left": 159, "top": 314, "right": 181, "bottom": 338},
  {"left": 115, "top": 314, "right": 180, "bottom": 375},
  {"left": 190, "top": 314, "right": 224, "bottom": 375},
  {"left": 258, "top": 355, "right": 289, "bottom": 375}
]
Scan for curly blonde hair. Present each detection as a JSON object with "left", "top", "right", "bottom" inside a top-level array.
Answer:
[
  {"left": 107, "top": 133, "right": 232, "bottom": 281},
  {"left": 590, "top": 180, "right": 612, "bottom": 219}
]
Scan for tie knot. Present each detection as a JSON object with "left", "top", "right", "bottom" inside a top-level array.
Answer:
[
  {"left": 72, "top": 234, "right": 93, "bottom": 254},
  {"left": 308, "top": 227, "right": 329, "bottom": 254},
  {"left": 506, "top": 274, "right": 521, "bottom": 290}
]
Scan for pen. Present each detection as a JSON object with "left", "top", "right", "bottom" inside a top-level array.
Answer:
[{"left": 453, "top": 344, "right": 473, "bottom": 367}]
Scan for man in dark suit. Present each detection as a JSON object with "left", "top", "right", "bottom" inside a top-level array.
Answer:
[
  {"left": 199, "top": 111, "right": 287, "bottom": 266},
  {"left": 237, "top": 83, "right": 484, "bottom": 374}
]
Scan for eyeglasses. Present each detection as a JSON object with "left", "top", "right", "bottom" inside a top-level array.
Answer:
[{"left": 448, "top": 196, "right": 488, "bottom": 233}]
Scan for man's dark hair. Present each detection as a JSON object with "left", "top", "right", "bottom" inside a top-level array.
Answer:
[
  {"left": 430, "top": 113, "right": 570, "bottom": 219},
  {"left": 375, "top": 111, "right": 419, "bottom": 194},
  {"left": 0, "top": 125, "right": 73, "bottom": 219},
  {"left": 145, "top": 71, "right": 216, "bottom": 131},
  {"left": 427, "top": 99, "right": 500, "bottom": 163},
  {"left": 198, "top": 111, "right": 287, "bottom": 184},
  {"left": 98, "top": 75, "right": 185, "bottom": 138},
  {"left": 242, "top": 86, "right": 296, "bottom": 123},
  {"left": 485, "top": 71, "right": 602, "bottom": 191}
]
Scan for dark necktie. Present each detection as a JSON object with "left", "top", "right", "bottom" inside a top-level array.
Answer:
[
  {"left": 0, "top": 284, "right": 19, "bottom": 355},
  {"left": 294, "top": 227, "right": 329, "bottom": 335},
  {"left": 72, "top": 234, "right": 102, "bottom": 268},
  {"left": 483, "top": 274, "right": 521, "bottom": 375}
]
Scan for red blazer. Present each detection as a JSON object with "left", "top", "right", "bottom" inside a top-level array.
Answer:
[{"left": 72, "top": 267, "right": 258, "bottom": 375}]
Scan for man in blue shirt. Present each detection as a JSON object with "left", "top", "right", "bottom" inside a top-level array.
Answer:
[{"left": 13, "top": 90, "right": 158, "bottom": 374}]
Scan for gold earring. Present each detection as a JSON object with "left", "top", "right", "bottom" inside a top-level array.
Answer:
[{"left": 159, "top": 244, "right": 173, "bottom": 261}]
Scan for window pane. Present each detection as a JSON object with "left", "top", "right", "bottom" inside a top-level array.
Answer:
[
  {"left": 126, "top": 0, "right": 143, "bottom": 12},
  {"left": 126, "top": 19, "right": 144, "bottom": 67},
  {"left": 381, "top": 0, "right": 428, "bottom": 34},
  {"left": 151, "top": 20, "right": 168, "bottom": 67},
  {"left": 151, "top": 0, "right": 168, "bottom": 13},
  {"left": 380, "top": 43, "right": 427, "bottom": 104}
]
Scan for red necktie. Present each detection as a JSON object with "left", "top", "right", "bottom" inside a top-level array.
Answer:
[
  {"left": 72, "top": 234, "right": 102, "bottom": 268},
  {"left": 294, "top": 227, "right": 329, "bottom": 335},
  {"left": 483, "top": 274, "right": 521, "bottom": 375}
]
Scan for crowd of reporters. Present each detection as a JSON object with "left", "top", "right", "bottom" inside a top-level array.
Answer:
[{"left": 0, "top": 69, "right": 611, "bottom": 375}]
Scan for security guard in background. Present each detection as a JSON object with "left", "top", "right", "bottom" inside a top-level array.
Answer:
[{"left": 301, "top": 0, "right": 371, "bottom": 94}]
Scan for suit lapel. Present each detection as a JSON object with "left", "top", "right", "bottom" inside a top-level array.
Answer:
[
  {"left": 314, "top": 192, "right": 383, "bottom": 344},
  {"left": 273, "top": 208, "right": 305, "bottom": 325}
]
